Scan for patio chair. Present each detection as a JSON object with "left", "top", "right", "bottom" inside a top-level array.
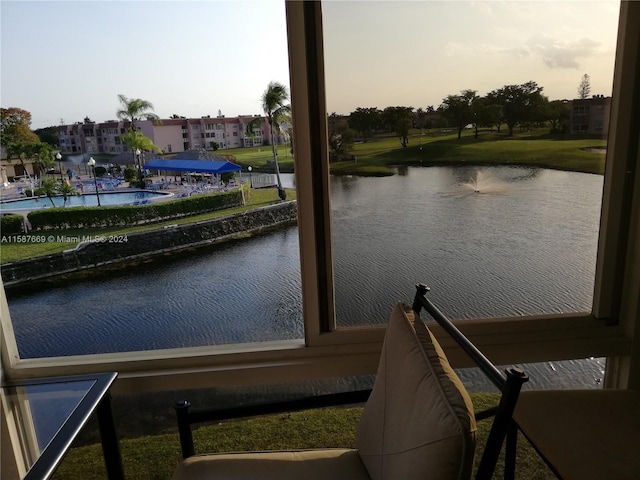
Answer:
[{"left": 172, "top": 284, "right": 528, "bottom": 480}]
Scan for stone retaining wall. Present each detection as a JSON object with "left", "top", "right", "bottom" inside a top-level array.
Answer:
[{"left": 1, "top": 201, "right": 297, "bottom": 287}]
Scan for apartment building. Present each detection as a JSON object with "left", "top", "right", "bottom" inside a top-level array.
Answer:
[
  {"left": 569, "top": 95, "right": 611, "bottom": 136},
  {"left": 57, "top": 115, "right": 284, "bottom": 155}
]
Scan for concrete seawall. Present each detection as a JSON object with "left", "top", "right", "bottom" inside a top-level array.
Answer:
[{"left": 1, "top": 201, "right": 297, "bottom": 287}]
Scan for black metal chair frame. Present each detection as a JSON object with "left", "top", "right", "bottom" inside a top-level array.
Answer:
[{"left": 174, "top": 284, "right": 528, "bottom": 480}]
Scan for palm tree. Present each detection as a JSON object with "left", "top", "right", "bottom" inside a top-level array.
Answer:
[
  {"left": 58, "top": 182, "right": 78, "bottom": 207},
  {"left": 36, "top": 178, "right": 57, "bottom": 207},
  {"left": 116, "top": 95, "right": 160, "bottom": 186},
  {"left": 116, "top": 95, "right": 160, "bottom": 131},
  {"left": 261, "top": 81, "right": 291, "bottom": 201}
]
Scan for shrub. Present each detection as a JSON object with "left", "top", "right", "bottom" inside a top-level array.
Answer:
[
  {"left": 95, "top": 166, "right": 107, "bottom": 178},
  {"left": 1, "top": 214, "right": 25, "bottom": 235},
  {"left": 124, "top": 168, "right": 136, "bottom": 182},
  {"left": 221, "top": 172, "right": 236, "bottom": 185},
  {"left": 27, "top": 190, "right": 243, "bottom": 230}
]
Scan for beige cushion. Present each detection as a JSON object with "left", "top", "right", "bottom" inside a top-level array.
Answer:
[
  {"left": 171, "top": 448, "right": 370, "bottom": 480},
  {"left": 356, "top": 303, "right": 477, "bottom": 480},
  {"left": 514, "top": 389, "right": 640, "bottom": 480}
]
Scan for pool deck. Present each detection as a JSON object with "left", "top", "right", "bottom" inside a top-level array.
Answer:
[{"left": 0, "top": 174, "right": 240, "bottom": 216}]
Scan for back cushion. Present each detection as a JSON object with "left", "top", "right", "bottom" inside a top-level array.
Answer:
[{"left": 356, "top": 303, "right": 476, "bottom": 480}]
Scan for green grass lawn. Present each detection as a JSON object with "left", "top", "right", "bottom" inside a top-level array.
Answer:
[
  {"left": 335, "top": 129, "right": 606, "bottom": 175},
  {"left": 53, "top": 393, "right": 555, "bottom": 480},
  {"left": 222, "top": 144, "right": 295, "bottom": 173},
  {"left": 224, "top": 129, "right": 607, "bottom": 176}
]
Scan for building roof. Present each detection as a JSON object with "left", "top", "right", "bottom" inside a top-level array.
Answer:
[
  {"left": 167, "top": 148, "right": 230, "bottom": 161},
  {"left": 143, "top": 158, "right": 242, "bottom": 174}
]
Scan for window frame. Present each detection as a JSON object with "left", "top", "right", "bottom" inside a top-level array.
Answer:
[{"left": 1, "top": 1, "right": 638, "bottom": 393}]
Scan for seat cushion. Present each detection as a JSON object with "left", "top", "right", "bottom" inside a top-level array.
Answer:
[
  {"left": 356, "top": 303, "right": 476, "bottom": 480},
  {"left": 171, "top": 448, "right": 370, "bottom": 480},
  {"left": 514, "top": 389, "right": 640, "bottom": 480}
]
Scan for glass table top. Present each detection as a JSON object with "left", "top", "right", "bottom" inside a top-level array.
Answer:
[{"left": 1, "top": 373, "right": 116, "bottom": 480}]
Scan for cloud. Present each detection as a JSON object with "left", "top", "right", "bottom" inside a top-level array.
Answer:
[
  {"left": 527, "top": 34, "right": 601, "bottom": 69},
  {"left": 501, "top": 47, "right": 530, "bottom": 59}
]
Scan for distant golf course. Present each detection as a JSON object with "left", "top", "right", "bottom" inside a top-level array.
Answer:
[{"left": 223, "top": 128, "right": 607, "bottom": 177}]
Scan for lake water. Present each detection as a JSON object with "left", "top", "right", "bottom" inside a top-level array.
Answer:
[{"left": 6, "top": 166, "right": 606, "bottom": 388}]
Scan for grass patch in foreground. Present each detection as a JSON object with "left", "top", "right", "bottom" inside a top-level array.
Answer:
[{"left": 53, "top": 393, "right": 554, "bottom": 480}]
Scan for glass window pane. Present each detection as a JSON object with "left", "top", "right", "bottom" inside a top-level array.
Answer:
[
  {"left": 321, "top": 1, "right": 619, "bottom": 326},
  {"left": 1, "top": 1, "right": 301, "bottom": 358}
]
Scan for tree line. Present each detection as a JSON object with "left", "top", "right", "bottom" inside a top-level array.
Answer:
[{"left": 329, "top": 80, "right": 576, "bottom": 155}]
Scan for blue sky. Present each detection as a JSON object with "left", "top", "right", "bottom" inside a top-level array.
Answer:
[
  {"left": 1, "top": 0, "right": 290, "bottom": 129},
  {"left": 1, "top": 0, "right": 621, "bottom": 130}
]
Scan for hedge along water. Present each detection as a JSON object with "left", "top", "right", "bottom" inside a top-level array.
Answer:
[{"left": 26, "top": 189, "right": 244, "bottom": 230}]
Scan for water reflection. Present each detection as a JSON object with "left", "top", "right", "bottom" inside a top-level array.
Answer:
[
  {"left": 331, "top": 166, "right": 602, "bottom": 325},
  {"left": 7, "top": 166, "right": 602, "bottom": 360}
]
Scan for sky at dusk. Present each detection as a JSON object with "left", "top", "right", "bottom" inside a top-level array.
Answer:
[{"left": 1, "top": 0, "right": 621, "bottom": 130}]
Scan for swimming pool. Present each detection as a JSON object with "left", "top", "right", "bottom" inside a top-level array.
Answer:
[{"left": 0, "top": 190, "right": 173, "bottom": 211}]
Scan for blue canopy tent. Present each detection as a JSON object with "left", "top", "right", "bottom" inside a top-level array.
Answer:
[{"left": 143, "top": 158, "right": 242, "bottom": 174}]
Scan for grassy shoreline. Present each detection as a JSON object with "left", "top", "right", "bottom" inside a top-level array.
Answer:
[{"left": 227, "top": 128, "right": 607, "bottom": 177}]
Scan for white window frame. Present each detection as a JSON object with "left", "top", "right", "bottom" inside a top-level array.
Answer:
[{"left": 1, "top": 1, "right": 638, "bottom": 394}]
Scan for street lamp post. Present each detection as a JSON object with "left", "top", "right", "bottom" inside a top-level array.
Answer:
[
  {"left": 87, "top": 157, "right": 101, "bottom": 206},
  {"left": 135, "top": 148, "right": 143, "bottom": 186},
  {"left": 56, "top": 152, "right": 63, "bottom": 182},
  {"left": 247, "top": 166, "right": 252, "bottom": 200}
]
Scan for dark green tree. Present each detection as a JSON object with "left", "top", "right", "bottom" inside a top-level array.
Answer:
[
  {"left": 348, "top": 107, "right": 381, "bottom": 142},
  {"left": 546, "top": 100, "right": 570, "bottom": 133},
  {"left": 328, "top": 123, "right": 356, "bottom": 157},
  {"left": 439, "top": 90, "right": 478, "bottom": 139},
  {"left": 34, "top": 126, "right": 59, "bottom": 146},
  {"left": 486, "top": 81, "right": 547, "bottom": 136},
  {"left": 382, "top": 106, "right": 414, "bottom": 147}
]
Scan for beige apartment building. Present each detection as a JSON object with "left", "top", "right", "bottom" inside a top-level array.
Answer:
[
  {"left": 57, "top": 115, "right": 285, "bottom": 155},
  {"left": 569, "top": 95, "right": 611, "bottom": 136}
]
